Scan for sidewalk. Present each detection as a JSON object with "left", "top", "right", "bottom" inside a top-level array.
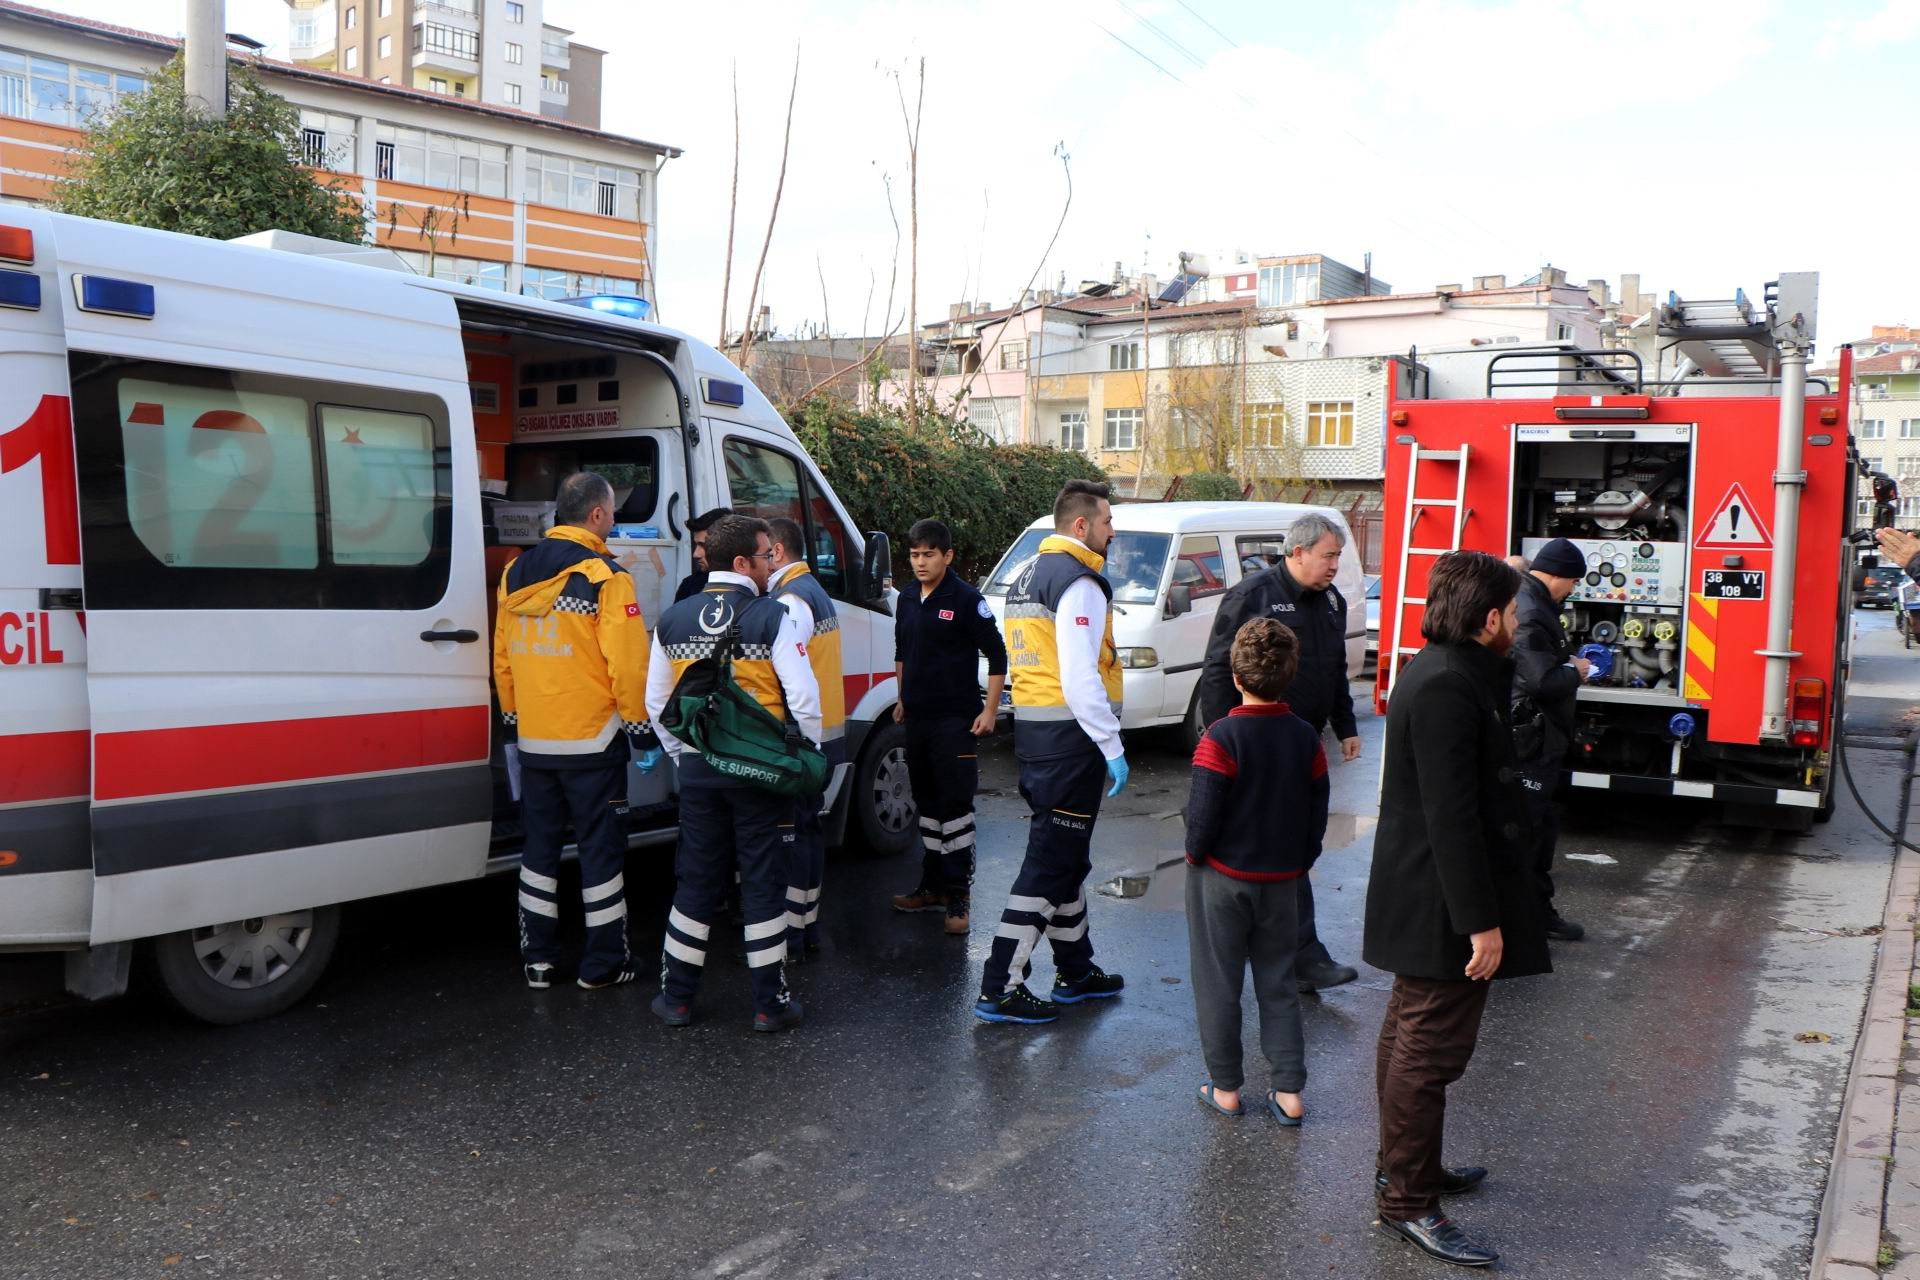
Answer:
[{"left": 1812, "top": 737, "right": 1920, "bottom": 1279}]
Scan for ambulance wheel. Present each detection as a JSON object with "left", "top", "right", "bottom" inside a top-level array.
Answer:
[
  {"left": 150, "top": 905, "right": 342, "bottom": 1025},
  {"left": 855, "top": 719, "right": 916, "bottom": 857}
]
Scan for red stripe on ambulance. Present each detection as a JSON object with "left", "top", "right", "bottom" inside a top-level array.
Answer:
[{"left": 0, "top": 729, "right": 91, "bottom": 804}]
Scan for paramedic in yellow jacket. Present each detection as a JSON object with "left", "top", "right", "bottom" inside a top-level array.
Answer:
[
  {"left": 975, "top": 479, "right": 1129, "bottom": 1025},
  {"left": 767, "top": 516, "right": 844, "bottom": 960},
  {"left": 492, "top": 471, "right": 659, "bottom": 992}
]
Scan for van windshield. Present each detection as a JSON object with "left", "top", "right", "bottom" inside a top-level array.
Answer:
[{"left": 984, "top": 529, "right": 1173, "bottom": 605}]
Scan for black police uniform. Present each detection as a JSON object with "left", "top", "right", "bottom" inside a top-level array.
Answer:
[
  {"left": 1196, "top": 562, "right": 1356, "bottom": 974},
  {"left": 1511, "top": 571, "right": 1581, "bottom": 912},
  {"left": 895, "top": 570, "right": 1009, "bottom": 899}
]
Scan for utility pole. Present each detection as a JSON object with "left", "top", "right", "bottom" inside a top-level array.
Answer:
[{"left": 184, "top": 0, "right": 227, "bottom": 120}]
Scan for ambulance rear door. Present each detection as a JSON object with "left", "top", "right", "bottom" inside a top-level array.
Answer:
[
  {"left": 0, "top": 207, "right": 90, "bottom": 948},
  {"left": 52, "top": 216, "right": 494, "bottom": 946}
]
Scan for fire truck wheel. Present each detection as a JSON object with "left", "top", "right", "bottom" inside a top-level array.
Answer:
[
  {"left": 853, "top": 719, "right": 915, "bottom": 857},
  {"left": 150, "top": 905, "right": 342, "bottom": 1025}
]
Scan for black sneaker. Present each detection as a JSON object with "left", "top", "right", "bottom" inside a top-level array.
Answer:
[
  {"left": 578, "top": 968, "right": 637, "bottom": 990},
  {"left": 1546, "top": 912, "right": 1585, "bottom": 942},
  {"left": 1052, "top": 966, "right": 1125, "bottom": 1004},
  {"left": 753, "top": 997, "right": 805, "bottom": 1034},
  {"left": 523, "top": 963, "right": 555, "bottom": 990},
  {"left": 974, "top": 985, "right": 1059, "bottom": 1024},
  {"left": 650, "top": 992, "right": 692, "bottom": 1027}
]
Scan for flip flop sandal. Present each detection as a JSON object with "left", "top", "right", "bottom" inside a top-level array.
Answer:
[
  {"left": 1197, "top": 1083, "right": 1243, "bottom": 1117},
  {"left": 1267, "top": 1093, "right": 1304, "bottom": 1128}
]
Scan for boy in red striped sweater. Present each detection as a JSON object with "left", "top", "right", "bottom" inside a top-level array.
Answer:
[{"left": 1185, "top": 618, "right": 1330, "bottom": 1125}]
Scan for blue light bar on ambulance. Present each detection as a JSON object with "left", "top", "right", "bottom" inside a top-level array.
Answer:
[
  {"left": 0, "top": 268, "right": 41, "bottom": 311},
  {"left": 73, "top": 274, "right": 155, "bottom": 319},
  {"left": 557, "top": 294, "right": 652, "bottom": 321}
]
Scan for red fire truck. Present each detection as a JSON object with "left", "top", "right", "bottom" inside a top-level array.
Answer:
[{"left": 1375, "top": 274, "right": 1862, "bottom": 823}]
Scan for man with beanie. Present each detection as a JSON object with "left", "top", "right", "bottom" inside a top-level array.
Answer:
[{"left": 1510, "top": 537, "right": 1592, "bottom": 942}]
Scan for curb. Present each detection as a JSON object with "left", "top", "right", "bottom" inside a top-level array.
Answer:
[{"left": 1810, "top": 835, "right": 1919, "bottom": 1278}]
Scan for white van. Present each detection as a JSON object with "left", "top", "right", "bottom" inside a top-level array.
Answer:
[
  {"left": 980, "top": 502, "right": 1367, "bottom": 742},
  {"left": 0, "top": 208, "right": 910, "bottom": 1022}
]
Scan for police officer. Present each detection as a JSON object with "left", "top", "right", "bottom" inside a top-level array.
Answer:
[
  {"left": 492, "top": 471, "right": 661, "bottom": 991},
  {"left": 672, "top": 507, "right": 732, "bottom": 603},
  {"left": 645, "top": 514, "right": 822, "bottom": 1032},
  {"left": 766, "top": 516, "right": 845, "bottom": 960},
  {"left": 1510, "top": 537, "right": 1592, "bottom": 942},
  {"left": 976, "top": 480, "right": 1128, "bottom": 1025},
  {"left": 1197, "top": 512, "right": 1361, "bottom": 993},
  {"left": 889, "top": 518, "right": 1009, "bottom": 937}
]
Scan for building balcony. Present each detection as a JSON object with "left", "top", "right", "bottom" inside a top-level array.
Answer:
[
  {"left": 412, "top": 47, "right": 479, "bottom": 77},
  {"left": 417, "top": 0, "right": 480, "bottom": 21},
  {"left": 540, "top": 76, "right": 568, "bottom": 104},
  {"left": 289, "top": 32, "right": 336, "bottom": 64},
  {"left": 539, "top": 32, "right": 570, "bottom": 69}
]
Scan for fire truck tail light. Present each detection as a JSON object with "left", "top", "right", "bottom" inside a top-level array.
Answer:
[
  {"left": 1390, "top": 409, "right": 1409, "bottom": 426},
  {"left": 1790, "top": 677, "right": 1826, "bottom": 747}
]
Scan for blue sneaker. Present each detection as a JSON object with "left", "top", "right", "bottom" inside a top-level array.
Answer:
[
  {"left": 973, "top": 985, "right": 1060, "bottom": 1024},
  {"left": 1052, "top": 966, "right": 1125, "bottom": 1004}
]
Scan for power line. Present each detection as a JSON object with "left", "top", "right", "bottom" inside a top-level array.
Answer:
[{"left": 1089, "top": 17, "right": 1187, "bottom": 85}]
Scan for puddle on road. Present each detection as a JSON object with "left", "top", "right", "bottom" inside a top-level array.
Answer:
[{"left": 1097, "top": 813, "right": 1375, "bottom": 909}]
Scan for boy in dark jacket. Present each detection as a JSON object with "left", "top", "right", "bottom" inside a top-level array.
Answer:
[{"left": 1184, "top": 618, "right": 1329, "bottom": 1126}]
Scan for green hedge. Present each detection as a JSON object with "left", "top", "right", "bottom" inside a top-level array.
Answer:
[{"left": 791, "top": 401, "right": 1107, "bottom": 584}]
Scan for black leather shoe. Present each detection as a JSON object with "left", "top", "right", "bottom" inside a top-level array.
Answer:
[
  {"left": 1375, "top": 1166, "right": 1488, "bottom": 1196},
  {"left": 1378, "top": 1214, "right": 1498, "bottom": 1267},
  {"left": 1546, "top": 912, "right": 1585, "bottom": 941},
  {"left": 1297, "top": 961, "right": 1360, "bottom": 992}
]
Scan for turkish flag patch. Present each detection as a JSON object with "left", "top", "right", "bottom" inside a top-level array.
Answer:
[
  {"left": 796, "top": 643, "right": 808, "bottom": 656},
  {"left": 938, "top": 608, "right": 955, "bottom": 621},
  {"left": 1074, "top": 616, "right": 1090, "bottom": 626},
  {"left": 625, "top": 603, "right": 640, "bottom": 617}
]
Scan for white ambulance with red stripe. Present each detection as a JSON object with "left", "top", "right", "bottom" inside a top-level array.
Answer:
[{"left": 0, "top": 208, "right": 909, "bottom": 1023}]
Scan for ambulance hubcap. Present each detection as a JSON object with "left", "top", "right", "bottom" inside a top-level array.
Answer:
[
  {"left": 873, "top": 746, "right": 913, "bottom": 834},
  {"left": 190, "top": 911, "right": 317, "bottom": 990}
]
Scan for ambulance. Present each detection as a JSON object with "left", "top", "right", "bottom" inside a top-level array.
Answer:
[{"left": 0, "top": 207, "right": 909, "bottom": 1023}]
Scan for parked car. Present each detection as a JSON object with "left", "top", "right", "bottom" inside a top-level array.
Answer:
[
  {"left": 1855, "top": 558, "right": 1899, "bottom": 609},
  {"left": 980, "top": 502, "right": 1367, "bottom": 744},
  {"left": 1364, "top": 574, "right": 1382, "bottom": 668}
]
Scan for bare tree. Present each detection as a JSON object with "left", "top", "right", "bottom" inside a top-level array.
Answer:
[
  {"left": 894, "top": 57, "right": 924, "bottom": 415},
  {"left": 716, "top": 61, "right": 740, "bottom": 350},
  {"left": 738, "top": 46, "right": 801, "bottom": 372}
]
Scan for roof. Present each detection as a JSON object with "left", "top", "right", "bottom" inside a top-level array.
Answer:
[
  {"left": 1019, "top": 500, "right": 1352, "bottom": 534},
  {"left": 1307, "top": 282, "right": 1590, "bottom": 308},
  {"left": 1850, "top": 351, "right": 1920, "bottom": 376},
  {"left": 0, "top": 0, "right": 681, "bottom": 157},
  {"left": 944, "top": 293, "right": 1255, "bottom": 333}
]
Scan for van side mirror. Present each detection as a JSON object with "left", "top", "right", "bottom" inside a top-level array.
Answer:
[
  {"left": 863, "top": 531, "right": 892, "bottom": 602},
  {"left": 1166, "top": 583, "right": 1192, "bottom": 618}
]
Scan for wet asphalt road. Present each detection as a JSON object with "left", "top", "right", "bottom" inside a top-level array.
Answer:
[{"left": 5, "top": 613, "right": 1916, "bottom": 1280}]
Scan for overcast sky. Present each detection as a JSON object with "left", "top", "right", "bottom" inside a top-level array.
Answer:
[{"left": 47, "top": 0, "right": 1920, "bottom": 357}]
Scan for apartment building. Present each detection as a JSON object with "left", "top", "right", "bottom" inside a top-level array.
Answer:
[
  {"left": 284, "top": 0, "right": 602, "bottom": 128},
  {"left": 0, "top": 0, "right": 673, "bottom": 303},
  {"left": 1845, "top": 349, "right": 1920, "bottom": 530}
]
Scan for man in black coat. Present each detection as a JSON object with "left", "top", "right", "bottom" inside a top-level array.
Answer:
[
  {"left": 1197, "top": 512, "right": 1360, "bottom": 993},
  {"left": 1510, "top": 538, "right": 1593, "bottom": 942},
  {"left": 1363, "top": 551, "right": 1549, "bottom": 1270},
  {"left": 672, "top": 507, "right": 732, "bottom": 603}
]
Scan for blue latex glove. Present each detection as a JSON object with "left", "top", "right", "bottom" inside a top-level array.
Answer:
[
  {"left": 1105, "top": 754, "right": 1130, "bottom": 798},
  {"left": 633, "top": 747, "right": 664, "bottom": 774}
]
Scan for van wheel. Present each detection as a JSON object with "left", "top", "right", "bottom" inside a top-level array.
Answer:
[
  {"left": 855, "top": 719, "right": 916, "bottom": 856},
  {"left": 1183, "top": 689, "right": 1208, "bottom": 753},
  {"left": 150, "top": 905, "right": 342, "bottom": 1025}
]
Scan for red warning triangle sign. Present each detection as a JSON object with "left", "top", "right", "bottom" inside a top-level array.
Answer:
[{"left": 1695, "top": 482, "right": 1772, "bottom": 549}]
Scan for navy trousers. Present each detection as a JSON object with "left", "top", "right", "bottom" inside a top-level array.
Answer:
[
  {"left": 517, "top": 761, "right": 630, "bottom": 984},
  {"left": 979, "top": 742, "right": 1105, "bottom": 998},
  {"left": 906, "top": 714, "right": 981, "bottom": 899},
  {"left": 785, "top": 788, "right": 826, "bottom": 953},
  {"left": 1295, "top": 717, "right": 1335, "bottom": 970},
  {"left": 662, "top": 785, "right": 795, "bottom": 1016}
]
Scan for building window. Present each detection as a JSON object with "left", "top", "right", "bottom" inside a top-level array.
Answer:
[
  {"left": 344, "top": 45, "right": 358, "bottom": 70},
  {"left": 506, "top": 42, "right": 523, "bottom": 64},
  {"left": 377, "top": 34, "right": 391, "bottom": 59},
  {"left": 1902, "top": 419, "right": 1920, "bottom": 439},
  {"left": 1108, "top": 341, "right": 1140, "bottom": 371},
  {"left": 1257, "top": 262, "right": 1319, "bottom": 308},
  {"left": 418, "top": 23, "right": 479, "bottom": 61},
  {"left": 507, "top": 0, "right": 525, "bottom": 20},
  {"left": 527, "top": 151, "right": 645, "bottom": 219},
  {"left": 1059, "top": 411, "right": 1087, "bottom": 452},
  {"left": 1862, "top": 420, "right": 1886, "bottom": 439},
  {"left": 1244, "top": 403, "right": 1285, "bottom": 448},
  {"left": 1306, "top": 400, "right": 1355, "bottom": 448},
  {"left": 394, "top": 250, "right": 508, "bottom": 292},
  {"left": 1103, "top": 407, "right": 1141, "bottom": 451},
  {"left": 505, "top": 83, "right": 522, "bottom": 105},
  {"left": 1556, "top": 322, "right": 1575, "bottom": 341},
  {"left": 379, "top": 0, "right": 391, "bottom": 14},
  {"left": 428, "top": 76, "right": 448, "bottom": 93},
  {"left": 375, "top": 124, "right": 508, "bottom": 197},
  {"left": 521, "top": 267, "right": 642, "bottom": 301},
  {"left": 300, "top": 127, "right": 328, "bottom": 166},
  {"left": 1169, "top": 408, "right": 1206, "bottom": 449},
  {"left": 1903, "top": 496, "right": 1920, "bottom": 520},
  {"left": 374, "top": 139, "right": 394, "bottom": 178},
  {"left": 1901, "top": 457, "right": 1920, "bottom": 480},
  {"left": 1861, "top": 456, "right": 1882, "bottom": 472},
  {"left": 345, "top": 5, "right": 356, "bottom": 29},
  {"left": 999, "top": 341, "right": 1026, "bottom": 371},
  {"left": 0, "top": 51, "right": 143, "bottom": 127}
]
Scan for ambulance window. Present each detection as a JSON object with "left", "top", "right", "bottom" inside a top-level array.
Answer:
[
  {"left": 318, "top": 405, "right": 441, "bottom": 566},
  {"left": 69, "top": 355, "right": 452, "bottom": 610},
  {"left": 806, "top": 490, "right": 851, "bottom": 598},
  {"left": 722, "top": 435, "right": 863, "bottom": 603},
  {"left": 503, "top": 438, "right": 658, "bottom": 522}
]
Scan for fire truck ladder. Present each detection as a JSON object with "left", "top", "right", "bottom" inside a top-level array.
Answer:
[{"left": 1387, "top": 443, "right": 1471, "bottom": 695}]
